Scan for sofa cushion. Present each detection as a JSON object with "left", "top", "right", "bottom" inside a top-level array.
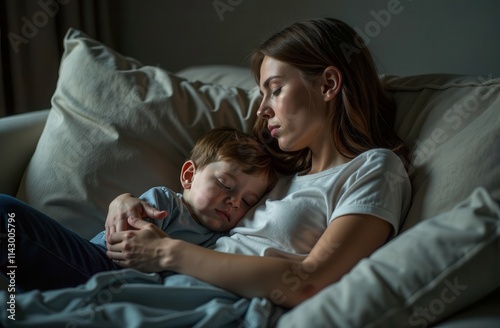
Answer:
[
  {"left": 384, "top": 74, "right": 500, "bottom": 230},
  {"left": 16, "top": 29, "right": 261, "bottom": 239},
  {"left": 277, "top": 187, "right": 500, "bottom": 328},
  {"left": 0, "top": 110, "right": 49, "bottom": 196}
]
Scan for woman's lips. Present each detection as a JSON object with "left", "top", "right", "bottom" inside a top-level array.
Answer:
[{"left": 268, "top": 125, "right": 279, "bottom": 138}]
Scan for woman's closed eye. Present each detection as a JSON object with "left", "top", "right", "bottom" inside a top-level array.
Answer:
[{"left": 271, "top": 87, "right": 282, "bottom": 97}]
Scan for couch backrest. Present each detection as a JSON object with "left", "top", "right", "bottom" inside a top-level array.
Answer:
[
  {"left": 384, "top": 74, "right": 500, "bottom": 230},
  {"left": 180, "top": 67, "right": 500, "bottom": 231},
  {"left": 17, "top": 29, "right": 500, "bottom": 238}
]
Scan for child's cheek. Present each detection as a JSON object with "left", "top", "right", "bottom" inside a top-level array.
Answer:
[
  {"left": 234, "top": 208, "right": 245, "bottom": 221},
  {"left": 193, "top": 186, "right": 220, "bottom": 209},
  {"left": 194, "top": 196, "right": 210, "bottom": 210}
]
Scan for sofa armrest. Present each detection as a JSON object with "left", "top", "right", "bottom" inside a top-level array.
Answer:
[{"left": 0, "top": 110, "right": 49, "bottom": 195}]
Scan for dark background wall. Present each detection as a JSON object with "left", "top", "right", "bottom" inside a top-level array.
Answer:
[
  {"left": 114, "top": 0, "right": 500, "bottom": 76},
  {"left": 2, "top": 0, "right": 500, "bottom": 117}
]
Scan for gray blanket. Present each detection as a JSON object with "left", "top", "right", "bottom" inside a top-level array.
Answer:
[{"left": 1, "top": 269, "right": 284, "bottom": 327}]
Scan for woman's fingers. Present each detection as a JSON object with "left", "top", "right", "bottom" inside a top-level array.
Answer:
[{"left": 105, "top": 219, "right": 170, "bottom": 272}]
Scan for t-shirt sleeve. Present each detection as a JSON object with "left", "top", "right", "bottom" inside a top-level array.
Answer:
[
  {"left": 330, "top": 149, "right": 411, "bottom": 236},
  {"left": 138, "top": 186, "right": 177, "bottom": 226},
  {"left": 138, "top": 187, "right": 222, "bottom": 247}
]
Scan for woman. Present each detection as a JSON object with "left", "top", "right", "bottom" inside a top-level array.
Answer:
[
  {"left": 104, "top": 17, "right": 411, "bottom": 307},
  {"left": 0, "top": 17, "right": 411, "bottom": 326}
]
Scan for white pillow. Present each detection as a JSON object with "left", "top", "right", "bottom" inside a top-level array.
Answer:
[
  {"left": 177, "top": 65, "right": 256, "bottom": 90},
  {"left": 16, "top": 29, "right": 261, "bottom": 239},
  {"left": 277, "top": 187, "right": 500, "bottom": 327}
]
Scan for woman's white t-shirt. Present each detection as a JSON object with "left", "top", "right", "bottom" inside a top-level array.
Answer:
[{"left": 212, "top": 148, "right": 411, "bottom": 259}]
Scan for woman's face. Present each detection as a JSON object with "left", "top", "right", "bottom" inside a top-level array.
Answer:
[{"left": 257, "top": 56, "right": 329, "bottom": 153}]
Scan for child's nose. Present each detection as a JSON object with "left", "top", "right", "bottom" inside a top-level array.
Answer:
[{"left": 226, "top": 195, "right": 240, "bottom": 209}]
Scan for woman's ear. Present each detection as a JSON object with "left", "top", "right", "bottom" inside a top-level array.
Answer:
[
  {"left": 180, "top": 160, "right": 196, "bottom": 189},
  {"left": 321, "top": 66, "right": 342, "bottom": 101}
]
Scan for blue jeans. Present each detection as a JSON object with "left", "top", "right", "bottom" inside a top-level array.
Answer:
[{"left": 0, "top": 194, "right": 120, "bottom": 292}]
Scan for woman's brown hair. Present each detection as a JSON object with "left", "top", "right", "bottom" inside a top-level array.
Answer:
[{"left": 251, "top": 18, "right": 409, "bottom": 174}]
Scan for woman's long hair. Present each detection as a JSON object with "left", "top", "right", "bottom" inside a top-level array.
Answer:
[{"left": 251, "top": 18, "right": 409, "bottom": 174}]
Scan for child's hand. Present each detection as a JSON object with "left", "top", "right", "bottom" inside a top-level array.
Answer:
[{"left": 105, "top": 193, "right": 168, "bottom": 244}]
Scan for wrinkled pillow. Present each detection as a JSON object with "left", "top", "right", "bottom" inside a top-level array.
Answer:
[
  {"left": 17, "top": 29, "right": 261, "bottom": 239},
  {"left": 277, "top": 187, "right": 500, "bottom": 328},
  {"left": 177, "top": 65, "right": 256, "bottom": 90}
]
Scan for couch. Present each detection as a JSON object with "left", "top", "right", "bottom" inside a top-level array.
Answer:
[{"left": 1, "top": 28, "right": 499, "bottom": 327}]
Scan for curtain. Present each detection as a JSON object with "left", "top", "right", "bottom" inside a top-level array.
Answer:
[{"left": 0, "top": 0, "right": 120, "bottom": 117}]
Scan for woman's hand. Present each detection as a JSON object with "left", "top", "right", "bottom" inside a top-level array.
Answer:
[
  {"left": 106, "top": 216, "right": 171, "bottom": 272},
  {"left": 105, "top": 193, "right": 167, "bottom": 243}
]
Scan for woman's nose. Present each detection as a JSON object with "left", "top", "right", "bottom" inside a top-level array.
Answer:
[{"left": 257, "top": 102, "right": 274, "bottom": 119}]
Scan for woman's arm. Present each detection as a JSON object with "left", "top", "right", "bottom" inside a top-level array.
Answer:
[{"left": 107, "top": 213, "right": 391, "bottom": 308}]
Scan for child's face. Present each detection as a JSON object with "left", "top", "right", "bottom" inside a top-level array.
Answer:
[{"left": 181, "top": 160, "right": 269, "bottom": 232}]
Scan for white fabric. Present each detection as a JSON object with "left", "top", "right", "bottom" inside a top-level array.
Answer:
[
  {"left": 176, "top": 65, "right": 256, "bottom": 90},
  {"left": 213, "top": 148, "right": 411, "bottom": 258}
]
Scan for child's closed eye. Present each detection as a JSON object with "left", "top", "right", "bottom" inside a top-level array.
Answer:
[{"left": 217, "top": 179, "right": 231, "bottom": 191}]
